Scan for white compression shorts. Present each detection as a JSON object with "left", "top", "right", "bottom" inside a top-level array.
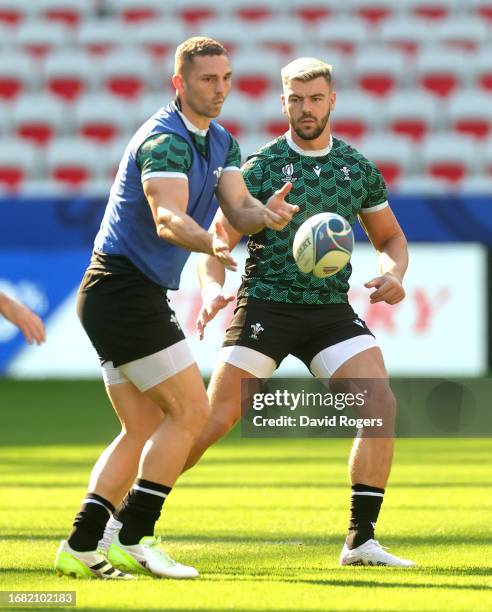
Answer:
[{"left": 101, "top": 339, "right": 195, "bottom": 392}]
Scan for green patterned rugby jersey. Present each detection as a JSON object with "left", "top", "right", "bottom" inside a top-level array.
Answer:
[
  {"left": 240, "top": 135, "right": 388, "bottom": 305},
  {"left": 136, "top": 132, "right": 241, "bottom": 180}
]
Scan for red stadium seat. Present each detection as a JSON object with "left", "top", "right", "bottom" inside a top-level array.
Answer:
[
  {"left": 39, "top": 0, "right": 91, "bottom": 27},
  {"left": 432, "top": 17, "right": 488, "bottom": 50},
  {"left": 174, "top": 0, "right": 218, "bottom": 25},
  {"left": 106, "top": 0, "right": 166, "bottom": 23},
  {"left": 378, "top": 17, "right": 433, "bottom": 53},
  {"left": 195, "top": 17, "right": 254, "bottom": 49},
  {"left": 473, "top": 49, "right": 492, "bottom": 93},
  {"left": 13, "top": 94, "right": 66, "bottom": 146},
  {"left": 421, "top": 134, "right": 476, "bottom": 184},
  {"left": 406, "top": 0, "right": 458, "bottom": 20},
  {"left": 43, "top": 51, "right": 96, "bottom": 102},
  {"left": 357, "top": 135, "right": 414, "bottom": 188},
  {"left": 102, "top": 51, "right": 154, "bottom": 100},
  {"left": 232, "top": 51, "right": 281, "bottom": 98},
  {"left": 75, "top": 94, "right": 132, "bottom": 143},
  {"left": 0, "top": 0, "right": 35, "bottom": 25},
  {"left": 351, "top": 0, "right": 398, "bottom": 24},
  {"left": 384, "top": 92, "right": 439, "bottom": 142},
  {"left": 124, "top": 20, "right": 187, "bottom": 58},
  {"left": 330, "top": 92, "right": 380, "bottom": 142},
  {"left": 472, "top": 0, "right": 492, "bottom": 21},
  {"left": 448, "top": 92, "right": 492, "bottom": 140},
  {"left": 77, "top": 19, "right": 128, "bottom": 55},
  {"left": 484, "top": 140, "right": 492, "bottom": 177},
  {"left": 228, "top": 0, "right": 280, "bottom": 22},
  {"left": 292, "top": 0, "right": 350, "bottom": 22},
  {"left": 353, "top": 49, "right": 406, "bottom": 97},
  {"left": 416, "top": 46, "right": 467, "bottom": 97},
  {"left": 0, "top": 139, "right": 38, "bottom": 191},
  {"left": 315, "top": 18, "right": 371, "bottom": 54},
  {"left": 254, "top": 17, "right": 306, "bottom": 55},
  {"left": 0, "top": 52, "right": 36, "bottom": 100},
  {"left": 47, "top": 138, "right": 103, "bottom": 189},
  {"left": 16, "top": 20, "right": 69, "bottom": 58},
  {"left": 219, "top": 93, "right": 261, "bottom": 138}
]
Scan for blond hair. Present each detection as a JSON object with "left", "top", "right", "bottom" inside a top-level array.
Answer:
[
  {"left": 174, "top": 36, "right": 227, "bottom": 76},
  {"left": 281, "top": 57, "right": 332, "bottom": 87}
]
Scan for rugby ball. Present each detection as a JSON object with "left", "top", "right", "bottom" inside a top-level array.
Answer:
[{"left": 292, "top": 212, "right": 354, "bottom": 278}]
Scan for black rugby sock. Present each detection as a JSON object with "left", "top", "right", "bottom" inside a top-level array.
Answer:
[
  {"left": 68, "top": 493, "right": 114, "bottom": 552},
  {"left": 345, "top": 483, "right": 385, "bottom": 550},
  {"left": 115, "top": 479, "right": 171, "bottom": 546}
]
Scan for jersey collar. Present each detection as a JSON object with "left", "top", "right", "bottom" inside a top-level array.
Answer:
[
  {"left": 172, "top": 99, "right": 209, "bottom": 137},
  {"left": 285, "top": 131, "right": 333, "bottom": 157}
]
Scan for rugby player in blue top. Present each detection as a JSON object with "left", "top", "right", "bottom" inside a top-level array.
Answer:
[{"left": 54, "top": 37, "right": 298, "bottom": 580}]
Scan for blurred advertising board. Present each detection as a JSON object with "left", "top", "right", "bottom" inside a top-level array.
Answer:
[{"left": 0, "top": 243, "right": 487, "bottom": 378}]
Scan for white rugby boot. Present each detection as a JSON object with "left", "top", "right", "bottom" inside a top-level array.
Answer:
[
  {"left": 108, "top": 535, "right": 199, "bottom": 578},
  {"left": 339, "top": 539, "right": 416, "bottom": 567}
]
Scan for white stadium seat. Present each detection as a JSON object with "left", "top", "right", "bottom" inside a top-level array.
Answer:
[
  {"left": 124, "top": 19, "right": 188, "bottom": 57},
  {"left": 356, "top": 135, "right": 415, "bottom": 188},
  {"left": 0, "top": 138, "right": 40, "bottom": 190},
  {"left": 420, "top": 134, "right": 478, "bottom": 183},
  {"left": 12, "top": 93, "right": 68, "bottom": 146},
  {"left": 432, "top": 16, "right": 489, "bottom": 49},
  {"left": 74, "top": 94, "right": 134, "bottom": 143},
  {"left": 315, "top": 17, "right": 374, "bottom": 52},
  {"left": 43, "top": 50, "right": 98, "bottom": 102},
  {"left": 38, "top": 0, "right": 94, "bottom": 26},
  {"left": 105, "top": 0, "right": 168, "bottom": 22},
  {"left": 195, "top": 17, "right": 255, "bottom": 47},
  {"left": 15, "top": 19, "right": 70, "bottom": 57},
  {"left": 330, "top": 91, "right": 381, "bottom": 141},
  {"left": 383, "top": 91, "right": 440, "bottom": 141},
  {"left": 378, "top": 16, "right": 436, "bottom": 51},
  {"left": 46, "top": 137, "right": 105, "bottom": 189},
  {"left": 101, "top": 50, "right": 156, "bottom": 99},
  {"left": 447, "top": 91, "right": 492, "bottom": 140},
  {"left": 415, "top": 45, "right": 469, "bottom": 97},
  {"left": 353, "top": 48, "right": 408, "bottom": 97},
  {"left": 77, "top": 18, "right": 129, "bottom": 55},
  {"left": 0, "top": 51, "right": 38, "bottom": 100},
  {"left": 404, "top": 0, "right": 460, "bottom": 20}
]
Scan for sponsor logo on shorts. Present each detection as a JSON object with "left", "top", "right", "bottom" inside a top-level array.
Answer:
[
  {"left": 249, "top": 322, "right": 264, "bottom": 340},
  {"left": 354, "top": 318, "right": 365, "bottom": 328},
  {"left": 170, "top": 314, "right": 181, "bottom": 329}
]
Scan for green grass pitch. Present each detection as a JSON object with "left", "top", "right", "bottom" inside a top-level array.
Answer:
[{"left": 0, "top": 379, "right": 491, "bottom": 611}]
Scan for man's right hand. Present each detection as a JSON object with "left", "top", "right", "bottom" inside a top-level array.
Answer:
[
  {"left": 212, "top": 221, "right": 237, "bottom": 271},
  {"left": 196, "top": 282, "right": 235, "bottom": 340}
]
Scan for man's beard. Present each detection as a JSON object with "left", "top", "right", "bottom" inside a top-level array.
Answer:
[{"left": 292, "top": 111, "right": 330, "bottom": 141}]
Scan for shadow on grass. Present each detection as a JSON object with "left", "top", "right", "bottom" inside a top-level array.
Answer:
[
  {"left": 2, "top": 480, "right": 492, "bottom": 490},
  {"left": 2, "top": 533, "right": 492, "bottom": 546}
]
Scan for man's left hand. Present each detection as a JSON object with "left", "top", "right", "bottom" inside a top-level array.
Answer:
[{"left": 364, "top": 272, "right": 405, "bottom": 305}]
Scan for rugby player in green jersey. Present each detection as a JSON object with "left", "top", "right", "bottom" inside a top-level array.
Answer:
[{"left": 191, "top": 57, "right": 414, "bottom": 567}]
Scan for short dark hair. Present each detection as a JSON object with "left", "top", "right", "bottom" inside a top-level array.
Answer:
[{"left": 174, "top": 36, "right": 227, "bottom": 76}]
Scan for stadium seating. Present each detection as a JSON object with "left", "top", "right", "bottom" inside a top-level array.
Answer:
[
  {"left": 12, "top": 94, "right": 67, "bottom": 146},
  {"left": 0, "top": 139, "right": 39, "bottom": 191},
  {"left": 0, "top": 0, "right": 488, "bottom": 193},
  {"left": 384, "top": 92, "right": 440, "bottom": 141},
  {"left": 420, "top": 134, "right": 477, "bottom": 183},
  {"left": 46, "top": 137, "right": 104, "bottom": 190}
]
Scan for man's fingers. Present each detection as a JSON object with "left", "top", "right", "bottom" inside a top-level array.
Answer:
[
  {"left": 364, "top": 277, "right": 383, "bottom": 289},
  {"left": 276, "top": 181, "right": 293, "bottom": 198}
]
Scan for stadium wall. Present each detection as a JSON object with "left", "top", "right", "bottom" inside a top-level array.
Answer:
[{"left": 0, "top": 196, "right": 490, "bottom": 377}]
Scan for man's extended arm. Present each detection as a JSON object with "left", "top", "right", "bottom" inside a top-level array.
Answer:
[
  {"left": 358, "top": 206, "right": 408, "bottom": 305},
  {"left": 0, "top": 292, "right": 45, "bottom": 345}
]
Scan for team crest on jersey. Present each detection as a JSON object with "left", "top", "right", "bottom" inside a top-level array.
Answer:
[
  {"left": 281, "top": 163, "right": 297, "bottom": 183},
  {"left": 249, "top": 322, "right": 264, "bottom": 340},
  {"left": 341, "top": 166, "right": 351, "bottom": 181}
]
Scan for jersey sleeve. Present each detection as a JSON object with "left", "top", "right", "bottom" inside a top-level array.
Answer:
[
  {"left": 361, "top": 161, "right": 389, "bottom": 213},
  {"left": 241, "top": 156, "right": 265, "bottom": 199},
  {"left": 135, "top": 133, "right": 192, "bottom": 183},
  {"left": 223, "top": 134, "right": 242, "bottom": 172}
]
